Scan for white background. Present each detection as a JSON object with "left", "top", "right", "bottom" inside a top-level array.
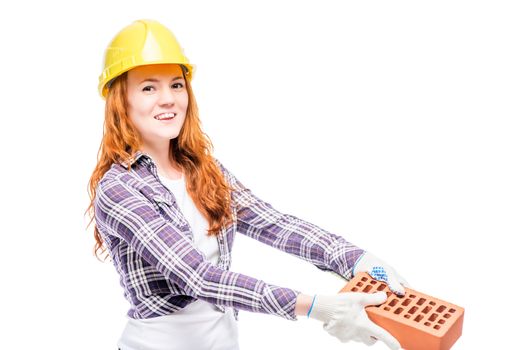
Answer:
[{"left": 1, "top": 0, "right": 522, "bottom": 349}]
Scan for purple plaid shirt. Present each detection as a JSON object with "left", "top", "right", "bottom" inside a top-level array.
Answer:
[{"left": 94, "top": 150, "right": 364, "bottom": 321}]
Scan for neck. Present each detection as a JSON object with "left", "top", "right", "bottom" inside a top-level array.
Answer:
[{"left": 141, "top": 143, "right": 183, "bottom": 179}]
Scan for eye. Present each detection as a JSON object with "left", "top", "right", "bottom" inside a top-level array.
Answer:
[
  {"left": 172, "top": 82, "right": 184, "bottom": 89},
  {"left": 142, "top": 86, "right": 154, "bottom": 92}
]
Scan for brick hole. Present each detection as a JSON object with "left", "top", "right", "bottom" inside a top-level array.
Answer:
[
  {"left": 384, "top": 306, "right": 391, "bottom": 311},
  {"left": 434, "top": 325, "right": 441, "bottom": 330},
  {"left": 438, "top": 319, "right": 445, "bottom": 324},
  {"left": 357, "top": 282, "right": 363, "bottom": 287},
  {"left": 417, "top": 298, "right": 426, "bottom": 306},
  {"left": 404, "top": 314, "right": 411, "bottom": 319},
  {"left": 351, "top": 287, "right": 359, "bottom": 292},
  {"left": 449, "top": 308, "right": 456, "bottom": 313},
  {"left": 429, "top": 301, "right": 436, "bottom": 306},
  {"left": 402, "top": 299, "right": 411, "bottom": 306},
  {"left": 377, "top": 284, "right": 386, "bottom": 291},
  {"left": 429, "top": 313, "right": 438, "bottom": 322},
  {"left": 388, "top": 299, "right": 399, "bottom": 307},
  {"left": 422, "top": 306, "right": 432, "bottom": 314},
  {"left": 414, "top": 315, "right": 423, "bottom": 322},
  {"left": 408, "top": 306, "right": 418, "bottom": 314},
  {"left": 362, "top": 277, "right": 368, "bottom": 282},
  {"left": 444, "top": 313, "right": 451, "bottom": 319},
  {"left": 386, "top": 291, "right": 393, "bottom": 298},
  {"left": 363, "top": 285, "right": 372, "bottom": 292},
  {"left": 394, "top": 307, "right": 404, "bottom": 315},
  {"left": 437, "top": 305, "right": 446, "bottom": 313},
  {"left": 409, "top": 294, "right": 416, "bottom": 298},
  {"left": 424, "top": 322, "right": 431, "bottom": 326},
  {"left": 370, "top": 280, "right": 377, "bottom": 285}
]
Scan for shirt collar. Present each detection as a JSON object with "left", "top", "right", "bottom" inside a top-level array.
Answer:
[{"left": 119, "top": 150, "right": 151, "bottom": 168}]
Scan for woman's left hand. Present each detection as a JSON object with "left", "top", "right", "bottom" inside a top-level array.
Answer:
[{"left": 351, "top": 251, "right": 410, "bottom": 296}]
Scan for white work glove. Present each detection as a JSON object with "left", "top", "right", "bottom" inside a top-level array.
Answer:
[
  {"left": 352, "top": 251, "right": 410, "bottom": 296},
  {"left": 308, "top": 292, "right": 400, "bottom": 349}
]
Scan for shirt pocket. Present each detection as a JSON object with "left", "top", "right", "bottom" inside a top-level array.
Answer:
[
  {"left": 151, "top": 193, "right": 174, "bottom": 216},
  {"left": 152, "top": 192, "right": 174, "bottom": 207},
  {"left": 151, "top": 191, "right": 192, "bottom": 236}
]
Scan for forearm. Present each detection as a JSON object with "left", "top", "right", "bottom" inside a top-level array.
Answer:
[
  {"left": 214, "top": 158, "right": 364, "bottom": 277},
  {"left": 294, "top": 293, "right": 314, "bottom": 316}
]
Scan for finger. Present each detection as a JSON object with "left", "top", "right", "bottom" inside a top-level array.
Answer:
[
  {"left": 360, "top": 291, "right": 388, "bottom": 306},
  {"left": 387, "top": 276, "right": 406, "bottom": 296},
  {"left": 363, "top": 335, "right": 378, "bottom": 346},
  {"left": 323, "top": 319, "right": 333, "bottom": 331},
  {"left": 384, "top": 268, "right": 406, "bottom": 296},
  {"left": 366, "top": 320, "right": 401, "bottom": 350}
]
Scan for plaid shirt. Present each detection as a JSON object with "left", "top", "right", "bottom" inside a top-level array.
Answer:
[{"left": 94, "top": 150, "right": 364, "bottom": 321}]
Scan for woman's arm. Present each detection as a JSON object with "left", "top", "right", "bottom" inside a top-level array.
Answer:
[
  {"left": 294, "top": 293, "right": 314, "bottom": 316},
  {"left": 94, "top": 175, "right": 302, "bottom": 321},
  {"left": 214, "top": 158, "right": 365, "bottom": 280}
]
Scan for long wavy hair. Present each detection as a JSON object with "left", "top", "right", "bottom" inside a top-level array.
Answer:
[{"left": 84, "top": 65, "right": 234, "bottom": 261}]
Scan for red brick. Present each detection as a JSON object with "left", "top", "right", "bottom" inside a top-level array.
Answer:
[{"left": 339, "top": 272, "right": 464, "bottom": 350}]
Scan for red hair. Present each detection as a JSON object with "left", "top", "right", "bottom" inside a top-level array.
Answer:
[{"left": 84, "top": 67, "right": 233, "bottom": 260}]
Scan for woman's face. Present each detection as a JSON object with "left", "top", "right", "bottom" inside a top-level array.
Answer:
[{"left": 126, "top": 64, "right": 189, "bottom": 149}]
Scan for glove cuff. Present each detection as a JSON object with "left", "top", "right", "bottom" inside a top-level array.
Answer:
[
  {"left": 306, "top": 295, "right": 317, "bottom": 318},
  {"left": 308, "top": 294, "right": 340, "bottom": 323},
  {"left": 351, "top": 251, "right": 367, "bottom": 278}
]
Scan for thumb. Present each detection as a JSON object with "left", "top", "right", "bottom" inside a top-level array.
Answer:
[
  {"left": 359, "top": 291, "right": 388, "bottom": 307},
  {"left": 387, "top": 277, "right": 406, "bottom": 296},
  {"left": 366, "top": 321, "right": 401, "bottom": 350}
]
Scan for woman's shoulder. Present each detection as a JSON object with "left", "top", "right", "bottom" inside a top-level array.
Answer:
[
  {"left": 98, "top": 162, "right": 130, "bottom": 185},
  {"left": 212, "top": 156, "right": 232, "bottom": 177},
  {"left": 97, "top": 161, "right": 154, "bottom": 195},
  {"left": 212, "top": 157, "right": 244, "bottom": 186}
]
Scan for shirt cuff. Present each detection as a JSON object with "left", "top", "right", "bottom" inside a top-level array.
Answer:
[{"left": 327, "top": 239, "right": 365, "bottom": 281}]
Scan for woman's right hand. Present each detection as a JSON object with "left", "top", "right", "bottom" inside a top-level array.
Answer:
[{"left": 308, "top": 291, "right": 400, "bottom": 349}]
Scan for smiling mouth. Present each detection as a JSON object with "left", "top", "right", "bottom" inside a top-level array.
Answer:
[{"left": 154, "top": 112, "right": 176, "bottom": 120}]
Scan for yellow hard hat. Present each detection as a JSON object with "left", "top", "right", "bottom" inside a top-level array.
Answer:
[{"left": 98, "top": 19, "right": 195, "bottom": 99}]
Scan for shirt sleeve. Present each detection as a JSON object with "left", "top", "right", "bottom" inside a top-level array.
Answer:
[
  {"left": 214, "top": 158, "right": 365, "bottom": 281},
  {"left": 95, "top": 175, "right": 301, "bottom": 321}
]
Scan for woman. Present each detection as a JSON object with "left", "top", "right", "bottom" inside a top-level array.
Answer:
[{"left": 85, "top": 19, "right": 409, "bottom": 350}]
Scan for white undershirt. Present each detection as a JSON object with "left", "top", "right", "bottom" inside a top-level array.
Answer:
[{"left": 117, "top": 173, "right": 240, "bottom": 350}]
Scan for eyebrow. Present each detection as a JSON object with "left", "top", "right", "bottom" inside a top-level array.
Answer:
[{"left": 140, "top": 76, "right": 184, "bottom": 84}]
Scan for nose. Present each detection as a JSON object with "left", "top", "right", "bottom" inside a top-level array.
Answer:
[{"left": 158, "top": 85, "right": 176, "bottom": 107}]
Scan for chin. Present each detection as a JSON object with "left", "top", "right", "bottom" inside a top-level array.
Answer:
[{"left": 165, "top": 132, "right": 181, "bottom": 139}]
